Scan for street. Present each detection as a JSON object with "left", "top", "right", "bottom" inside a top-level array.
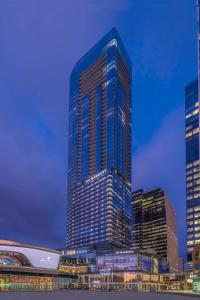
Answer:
[{"left": 0, "top": 290, "right": 197, "bottom": 300}]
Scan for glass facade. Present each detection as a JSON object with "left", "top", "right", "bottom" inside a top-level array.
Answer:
[
  {"left": 96, "top": 250, "right": 169, "bottom": 274},
  {"left": 131, "top": 189, "right": 178, "bottom": 273},
  {"left": 67, "top": 28, "right": 132, "bottom": 249},
  {"left": 185, "top": 80, "right": 200, "bottom": 263},
  {"left": 61, "top": 248, "right": 169, "bottom": 275},
  {"left": 59, "top": 250, "right": 96, "bottom": 274},
  {"left": 186, "top": 1, "right": 200, "bottom": 265}
]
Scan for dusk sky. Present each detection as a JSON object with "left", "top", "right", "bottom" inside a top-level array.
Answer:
[{"left": 0, "top": 0, "right": 198, "bottom": 258}]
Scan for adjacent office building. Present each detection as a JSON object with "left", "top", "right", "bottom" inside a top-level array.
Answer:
[
  {"left": 185, "top": 0, "right": 200, "bottom": 265},
  {"left": 67, "top": 28, "right": 132, "bottom": 250},
  {"left": 185, "top": 79, "right": 200, "bottom": 263},
  {"left": 131, "top": 189, "right": 178, "bottom": 272}
]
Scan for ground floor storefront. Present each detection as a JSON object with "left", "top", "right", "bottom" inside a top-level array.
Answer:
[{"left": 78, "top": 272, "right": 193, "bottom": 294}]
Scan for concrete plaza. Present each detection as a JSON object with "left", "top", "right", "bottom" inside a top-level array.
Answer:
[{"left": 0, "top": 290, "right": 197, "bottom": 300}]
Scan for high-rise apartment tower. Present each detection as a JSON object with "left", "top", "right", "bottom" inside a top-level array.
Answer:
[
  {"left": 185, "top": 80, "right": 200, "bottom": 263},
  {"left": 67, "top": 28, "right": 132, "bottom": 250}
]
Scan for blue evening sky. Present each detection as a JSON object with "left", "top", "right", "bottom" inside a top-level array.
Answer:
[{"left": 0, "top": 0, "right": 198, "bottom": 259}]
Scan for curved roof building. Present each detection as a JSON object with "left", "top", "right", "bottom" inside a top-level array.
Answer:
[{"left": 0, "top": 240, "right": 61, "bottom": 271}]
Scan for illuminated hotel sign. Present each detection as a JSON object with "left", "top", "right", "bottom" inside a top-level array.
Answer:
[
  {"left": 85, "top": 170, "right": 107, "bottom": 184},
  {"left": 116, "top": 251, "right": 134, "bottom": 254}
]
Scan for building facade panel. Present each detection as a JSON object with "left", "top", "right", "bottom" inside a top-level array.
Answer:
[{"left": 67, "top": 170, "right": 131, "bottom": 249}]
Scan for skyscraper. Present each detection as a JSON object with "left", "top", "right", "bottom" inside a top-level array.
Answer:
[
  {"left": 67, "top": 28, "right": 132, "bottom": 250},
  {"left": 185, "top": 0, "right": 200, "bottom": 264},
  {"left": 185, "top": 80, "right": 200, "bottom": 263},
  {"left": 132, "top": 189, "right": 178, "bottom": 273}
]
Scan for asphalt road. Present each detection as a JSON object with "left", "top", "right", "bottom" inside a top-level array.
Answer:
[{"left": 0, "top": 290, "right": 197, "bottom": 300}]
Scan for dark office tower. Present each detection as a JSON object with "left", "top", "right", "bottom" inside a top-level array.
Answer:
[
  {"left": 67, "top": 28, "right": 132, "bottom": 250},
  {"left": 132, "top": 189, "right": 178, "bottom": 273},
  {"left": 185, "top": 79, "right": 200, "bottom": 264}
]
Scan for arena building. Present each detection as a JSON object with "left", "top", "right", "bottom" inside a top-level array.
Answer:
[{"left": 0, "top": 240, "right": 77, "bottom": 291}]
